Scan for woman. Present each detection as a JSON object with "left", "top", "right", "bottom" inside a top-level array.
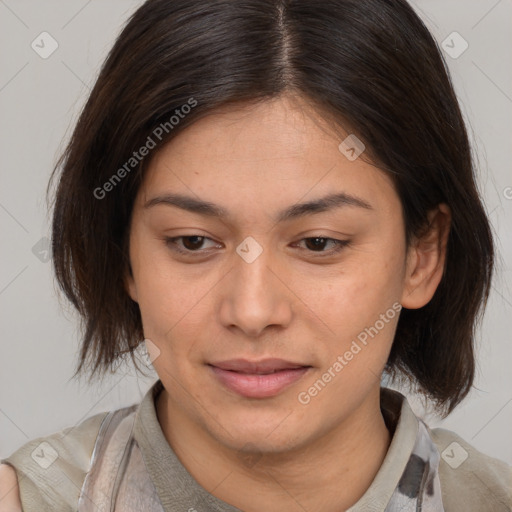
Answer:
[{"left": 1, "top": 0, "right": 511, "bottom": 510}]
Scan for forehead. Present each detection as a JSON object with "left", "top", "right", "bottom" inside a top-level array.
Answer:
[
  {"left": 156, "top": 95, "right": 347, "bottom": 163},
  {"left": 137, "top": 95, "right": 398, "bottom": 219}
]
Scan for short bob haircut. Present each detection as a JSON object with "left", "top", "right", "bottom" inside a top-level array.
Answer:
[{"left": 48, "top": 0, "right": 494, "bottom": 416}]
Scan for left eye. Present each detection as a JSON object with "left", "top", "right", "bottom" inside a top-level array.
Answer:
[
  {"left": 295, "top": 237, "right": 350, "bottom": 254},
  {"left": 164, "top": 235, "right": 349, "bottom": 256}
]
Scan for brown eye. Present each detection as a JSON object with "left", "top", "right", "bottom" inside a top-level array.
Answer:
[
  {"left": 180, "top": 235, "right": 206, "bottom": 251},
  {"left": 165, "top": 235, "right": 218, "bottom": 255},
  {"left": 304, "top": 237, "right": 331, "bottom": 251},
  {"left": 297, "top": 237, "right": 350, "bottom": 255}
]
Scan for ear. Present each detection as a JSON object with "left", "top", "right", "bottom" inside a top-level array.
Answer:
[
  {"left": 124, "top": 264, "right": 139, "bottom": 303},
  {"left": 401, "top": 203, "right": 451, "bottom": 309}
]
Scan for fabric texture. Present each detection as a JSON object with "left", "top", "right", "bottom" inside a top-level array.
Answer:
[{"left": 2, "top": 379, "right": 511, "bottom": 511}]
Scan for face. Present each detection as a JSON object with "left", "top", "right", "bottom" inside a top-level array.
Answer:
[{"left": 125, "top": 94, "right": 437, "bottom": 454}]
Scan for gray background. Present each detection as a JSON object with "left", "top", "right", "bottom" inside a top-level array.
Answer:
[{"left": 1, "top": 0, "right": 511, "bottom": 465}]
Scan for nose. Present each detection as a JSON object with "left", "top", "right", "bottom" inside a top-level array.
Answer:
[{"left": 218, "top": 241, "right": 293, "bottom": 338}]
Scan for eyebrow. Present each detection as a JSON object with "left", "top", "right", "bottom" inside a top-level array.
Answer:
[{"left": 144, "top": 191, "right": 373, "bottom": 222}]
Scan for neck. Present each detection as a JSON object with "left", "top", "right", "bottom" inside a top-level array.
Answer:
[{"left": 156, "top": 386, "right": 391, "bottom": 512}]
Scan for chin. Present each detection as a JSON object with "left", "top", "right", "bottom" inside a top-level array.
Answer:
[{"left": 207, "top": 412, "right": 308, "bottom": 453}]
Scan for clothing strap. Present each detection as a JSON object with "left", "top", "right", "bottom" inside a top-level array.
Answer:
[
  {"left": 386, "top": 420, "right": 445, "bottom": 511},
  {"left": 77, "top": 405, "right": 165, "bottom": 511}
]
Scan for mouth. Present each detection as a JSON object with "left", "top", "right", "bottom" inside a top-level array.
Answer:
[{"left": 208, "top": 358, "right": 312, "bottom": 398}]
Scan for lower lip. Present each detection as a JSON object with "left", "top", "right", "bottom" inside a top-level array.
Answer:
[{"left": 209, "top": 365, "right": 310, "bottom": 398}]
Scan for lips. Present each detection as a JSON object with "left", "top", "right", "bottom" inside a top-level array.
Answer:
[
  {"left": 209, "top": 358, "right": 309, "bottom": 374},
  {"left": 208, "top": 358, "right": 312, "bottom": 398}
]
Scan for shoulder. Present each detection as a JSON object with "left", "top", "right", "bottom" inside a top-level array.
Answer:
[
  {"left": 0, "top": 410, "right": 111, "bottom": 512},
  {"left": 0, "top": 463, "right": 22, "bottom": 511},
  {"left": 430, "top": 426, "right": 512, "bottom": 511}
]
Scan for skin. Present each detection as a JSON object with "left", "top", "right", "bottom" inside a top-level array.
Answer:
[
  {"left": 124, "top": 93, "right": 451, "bottom": 512},
  {"left": 0, "top": 464, "right": 21, "bottom": 512}
]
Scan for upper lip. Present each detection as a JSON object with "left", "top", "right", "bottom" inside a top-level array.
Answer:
[{"left": 209, "top": 358, "right": 310, "bottom": 374}]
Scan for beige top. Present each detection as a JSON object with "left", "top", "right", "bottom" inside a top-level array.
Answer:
[{"left": 2, "top": 379, "right": 511, "bottom": 511}]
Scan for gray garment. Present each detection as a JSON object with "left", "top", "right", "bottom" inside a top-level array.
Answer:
[
  {"left": 3, "top": 380, "right": 512, "bottom": 511},
  {"left": 77, "top": 399, "right": 444, "bottom": 511}
]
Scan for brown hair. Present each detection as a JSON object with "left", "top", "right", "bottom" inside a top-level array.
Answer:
[{"left": 48, "top": 0, "right": 494, "bottom": 415}]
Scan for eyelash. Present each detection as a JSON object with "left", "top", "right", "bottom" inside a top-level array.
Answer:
[{"left": 164, "top": 235, "right": 350, "bottom": 257}]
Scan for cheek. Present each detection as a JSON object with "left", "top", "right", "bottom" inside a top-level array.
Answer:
[
  {"left": 292, "top": 244, "right": 405, "bottom": 396},
  {"left": 297, "top": 241, "right": 404, "bottom": 330},
  {"left": 296, "top": 263, "right": 402, "bottom": 410},
  {"left": 129, "top": 236, "right": 191, "bottom": 338},
  {"left": 131, "top": 249, "right": 222, "bottom": 372}
]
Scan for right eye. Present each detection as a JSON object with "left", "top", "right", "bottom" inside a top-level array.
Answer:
[{"left": 164, "top": 235, "right": 220, "bottom": 255}]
